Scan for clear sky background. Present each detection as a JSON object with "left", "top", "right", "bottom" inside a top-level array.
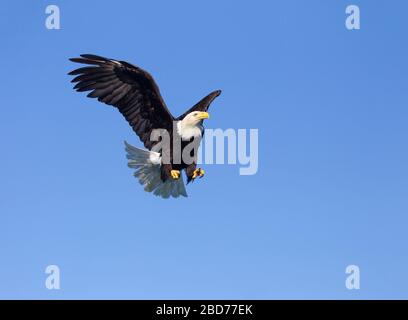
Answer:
[{"left": 0, "top": 0, "right": 407, "bottom": 299}]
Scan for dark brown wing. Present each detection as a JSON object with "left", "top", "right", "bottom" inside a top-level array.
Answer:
[
  {"left": 69, "top": 54, "right": 174, "bottom": 149},
  {"left": 176, "top": 90, "right": 221, "bottom": 120}
]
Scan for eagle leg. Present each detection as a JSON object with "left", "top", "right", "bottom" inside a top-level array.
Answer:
[
  {"left": 192, "top": 168, "right": 205, "bottom": 179},
  {"left": 170, "top": 170, "right": 181, "bottom": 180}
]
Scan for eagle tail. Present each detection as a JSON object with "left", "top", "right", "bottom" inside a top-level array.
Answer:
[{"left": 124, "top": 141, "right": 188, "bottom": 198}]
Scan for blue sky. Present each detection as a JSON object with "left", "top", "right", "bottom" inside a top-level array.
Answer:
[{"left": 0, "top": 0, "right": 407, "bottom": 299}]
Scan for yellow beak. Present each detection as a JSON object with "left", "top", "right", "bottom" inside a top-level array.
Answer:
[{"left": 197, "top": 112, "right": 210, "bottom": 120}]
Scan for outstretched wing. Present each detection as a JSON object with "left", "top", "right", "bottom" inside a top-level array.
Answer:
[
  {"left": 69, "top": 54, "right": 174, "bottom": 149},
  {"left": 176, "top": 90, "right": 221, "bottom": 120}
]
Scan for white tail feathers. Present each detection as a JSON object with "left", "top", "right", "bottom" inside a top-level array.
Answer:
[{"left": 124, "top": 141, "right": 188, "bottom": 198}]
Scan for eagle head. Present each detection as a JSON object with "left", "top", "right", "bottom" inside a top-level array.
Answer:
[
  {"left": 182, "top": 111, "right": 209, "bottom": 126},
  {"left": 177, "top": 111, "right": 209, "bottom": 140}
]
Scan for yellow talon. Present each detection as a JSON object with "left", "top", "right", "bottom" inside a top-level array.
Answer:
[
  {"left": 192, "top": 168, "right": 205, "bottom": 179},
  {"left": 170, "top": 170, "right": 180, "bottom": 179}
]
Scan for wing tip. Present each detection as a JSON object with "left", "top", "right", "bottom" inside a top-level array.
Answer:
[
  {"left": 67, "top": 68, "right": 78, "bottom": 75},
  {"left": 80, "top": 53, "right": 110, "bottom": 61}
]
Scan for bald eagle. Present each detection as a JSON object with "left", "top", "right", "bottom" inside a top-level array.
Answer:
[{"left": 68, "top": 54, "right": 221, "bottom": 198}]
